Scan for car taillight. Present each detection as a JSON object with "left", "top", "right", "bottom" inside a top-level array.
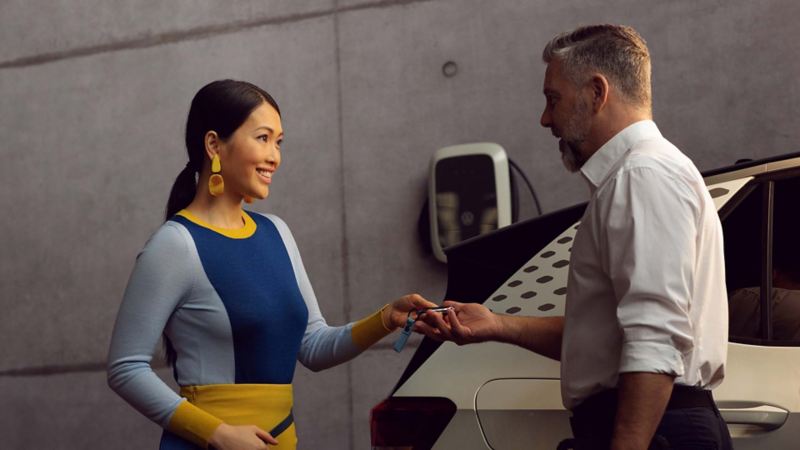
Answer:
[{"left": 370, "top": 396, "right": 457, "bottom": 450}]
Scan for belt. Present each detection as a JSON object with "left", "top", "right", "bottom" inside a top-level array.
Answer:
[
  {"left": 568, "top": 385, "right": 716, "bottom": 446},
  {"left": 269, "top": 410, "right": 294, "bottom": 437},
  {"left": 575, "top": 384, "right": 715, "bottom": 418}
]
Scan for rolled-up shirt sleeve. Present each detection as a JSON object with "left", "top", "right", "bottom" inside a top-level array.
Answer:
[{"left": 601, "top": 166, "right": 699, "bottom": 376}]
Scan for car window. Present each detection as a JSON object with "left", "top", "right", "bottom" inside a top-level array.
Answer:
[
  {"left": 769, "top": 176, "right": 800, "bottom": 341},
  {"left": 726, "top": 173, "right": 800, "bottom": 344}
]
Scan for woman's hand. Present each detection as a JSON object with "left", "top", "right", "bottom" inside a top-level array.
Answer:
[
  {"left": 209, "top": 423, "right": 278, "bottom": 450},
  {"left": 382, "top": 293, "right": 438, "bottom": 330}
]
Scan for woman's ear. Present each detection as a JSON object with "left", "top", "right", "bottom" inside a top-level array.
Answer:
[{"left": 204, "top": 131, "right": 221, "bottom": 161}]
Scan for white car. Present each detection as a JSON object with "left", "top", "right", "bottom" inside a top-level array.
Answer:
[{"left": 371, "top": 152, "right": 800, "bottom": 449}]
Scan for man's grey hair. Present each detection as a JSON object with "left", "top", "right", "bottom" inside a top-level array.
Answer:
[{"left": 543, "top": 24, "right": 652, "bottom": 109}]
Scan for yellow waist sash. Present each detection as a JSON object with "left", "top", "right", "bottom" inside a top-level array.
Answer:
[{"left": 179, "top": 384, "right": 297, "bottom": 449}]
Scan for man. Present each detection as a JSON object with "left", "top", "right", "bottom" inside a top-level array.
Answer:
[{"left": 417, "top": 25, "right": 733, "bottom": 450}]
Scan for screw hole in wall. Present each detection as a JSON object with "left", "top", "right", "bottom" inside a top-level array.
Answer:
[{"left": 442, "top": 61, "right": 458, "bottom": 78}]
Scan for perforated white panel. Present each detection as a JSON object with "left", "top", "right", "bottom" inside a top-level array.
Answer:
[{"left": 482, "top": 224, "right": 577, "bottom": 317}]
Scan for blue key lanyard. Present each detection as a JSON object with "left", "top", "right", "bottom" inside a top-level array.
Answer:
[
  {"left": 393, "top": 307, "right": 453, "bottom": 352},
  {"left": 393, "top": 312, "right": 417, "bottom": 352}
]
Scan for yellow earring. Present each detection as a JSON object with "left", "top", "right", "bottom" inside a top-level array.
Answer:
[{"left": 209, "top": 154, "right": 224, "bottom": 196}]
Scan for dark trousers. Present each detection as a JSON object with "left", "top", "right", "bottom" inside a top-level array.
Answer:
[{"left": 560, "top": 386, "right": 734, "bottom": 450}]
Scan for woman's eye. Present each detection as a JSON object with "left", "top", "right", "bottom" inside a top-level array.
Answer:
[{"left": 257, "top": 135, "right": 269, "bottom": 142}]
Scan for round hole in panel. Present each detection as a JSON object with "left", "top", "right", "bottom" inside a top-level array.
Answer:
[
  {"left": 524, "top": 265, "right": 539, "bottom": 273},
  {"left": 521, "top": 291, "right": 537, "bottom": 299},
  {"left": 553, "top": 260, "right": 569, "bottom": 268},
  {"left": 442, "top": 61, "right": 458, "bottom": 78},
  {"left": 536, "top": 275, "right": 553, "bottom": 284},
  {"left": 538, "top": 303, "right": 556, "bottom": 311},
  {"left": 557, "top": 237, "right": 573, "bottom": 244},
  {"left": 492, "top": 294, "right": 507, "bottom": 302},
  {"left": 541, "top": 251, "right": 556, "bottom": 258},
  {"left": 506, "top": 307, "right": 522, "bottom": 314},
  {"left": 508, "top": 280, "right": 523, "bottom": 288},
  {"left": 554, "top": 287, "right": 567, "bottom": 295}
]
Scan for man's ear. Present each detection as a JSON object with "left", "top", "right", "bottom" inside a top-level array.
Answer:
[
  {"left": 204, "top": 131, "right": 221, "bottom": 161},
  {"left": 589, "top": 73, "right": 610, "bottom": 113}
]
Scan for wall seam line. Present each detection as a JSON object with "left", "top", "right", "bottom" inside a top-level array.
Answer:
[
  {"left": 0, "top": 0, "right": 435, "bottom": 70},
  {"left": 332, "top": 2, "right": 356, "bottom": 448}
]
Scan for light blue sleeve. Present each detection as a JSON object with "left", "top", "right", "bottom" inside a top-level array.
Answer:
[
  {"left": 264, "top": 214, "right": 365, "bottom": 372},
  {"left": 106, "top": 222, "right": 193, "bottom": 427}
]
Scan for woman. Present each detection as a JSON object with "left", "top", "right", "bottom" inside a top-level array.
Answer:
[{"left": 107, "top": 79, "right": 435, "bottom": 450}]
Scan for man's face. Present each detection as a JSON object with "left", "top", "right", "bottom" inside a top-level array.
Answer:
[{"left": 540, "top": 59, "right": 592, "bottom": 172}]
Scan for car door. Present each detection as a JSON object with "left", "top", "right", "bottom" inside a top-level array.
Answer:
[{"left": 715, "top": 170, "right": 800, "bottom": 448}]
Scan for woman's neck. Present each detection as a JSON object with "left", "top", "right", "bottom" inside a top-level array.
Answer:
[{"left": 185, "top": 188, "right": 245, "bottom": 229}]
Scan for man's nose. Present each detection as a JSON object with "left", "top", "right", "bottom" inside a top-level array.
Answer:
[{"left": 540, "top": 108, "right": 551, "bottom": 129}]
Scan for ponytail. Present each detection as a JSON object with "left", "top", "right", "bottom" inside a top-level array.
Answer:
[
  {"left": 163, "top": 163, "right": 197, "bottom": 366},
  {"left": 164, "top": 164, "right": 198, "bottom": 221}
]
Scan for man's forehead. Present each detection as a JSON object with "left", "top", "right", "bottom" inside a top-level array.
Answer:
[
  {"left": 543, "top": 60, "right": 567, "bottom": 92},
  {"left": 543, "top": 65, "right": 556, "bottom": 92}
]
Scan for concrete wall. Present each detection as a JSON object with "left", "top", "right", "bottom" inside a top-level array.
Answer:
[{"left": 1, "top": 0, "right": 798, "bottom": 448}]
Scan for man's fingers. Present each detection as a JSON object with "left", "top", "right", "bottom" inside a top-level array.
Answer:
[
  {"left": 433, "top": 313, "right": 453, "bottom": 341},
  {"left": 427, "top": 311, "right": 455, "bottom": 341},
  {"left": 448, "top": 310, "right": 472, "bottom": 342},
  {"left": 442, "top": 300, "right": 464, "bottom": 309},
  {"left": 413, "top": 321, "right": 443, "bottom": 341}
]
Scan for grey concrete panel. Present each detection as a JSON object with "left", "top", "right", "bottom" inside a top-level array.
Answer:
[
  {"left": 0, "top": 367, "right": 176, "bottom": 449},
  {"left": 293, "top": 362, "right": 353, "bottom": 450},
  {"left": 349, "top": 345, "right": 420, "bottom": 450},
  {"left": 0, "top": 0, "right": 334, "bottom": 65},
  {"left": 640, "top": 0, "right": 800, "bottom": 167},
  {"left": 0, "top": 16, "right": 345, "bottom": 370}
]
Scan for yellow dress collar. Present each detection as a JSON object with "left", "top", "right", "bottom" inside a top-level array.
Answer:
[{"left": 176, "top": 209, "right": 257, "bottom": 239}]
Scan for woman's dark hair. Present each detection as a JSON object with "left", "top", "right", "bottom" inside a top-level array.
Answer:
[
  {"left": 162, "top": 79, "right": 280, "bottom": 365},
  {"left": 164, "top": 79, "right": 281, "bottom": 221}
]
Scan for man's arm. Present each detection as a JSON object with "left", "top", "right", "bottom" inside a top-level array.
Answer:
[
  {"left": 612, "top": 372, "right": 674, "bottom": 450},
  {"left": 415, "top": 301, "right": 564, "bottom": 361}
]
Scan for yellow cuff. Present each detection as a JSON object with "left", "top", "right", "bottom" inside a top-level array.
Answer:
[
  {"left": 351, "top": 304, "right": 393, "bottom": 350},
  {"left": 167, "top": 399, "right": 225, "bottom": 449}
]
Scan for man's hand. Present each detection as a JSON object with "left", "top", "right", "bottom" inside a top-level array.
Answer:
[
  {"left": 415, "top": 301, "right": 564, "bottom": 360},
  {"left": 414, "top": 301, "right": 503, "bottom": 344}
]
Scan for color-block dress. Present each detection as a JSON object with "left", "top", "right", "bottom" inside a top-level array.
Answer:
[{"left": 107, "top": 210, "right": 391, "bottom": 449}]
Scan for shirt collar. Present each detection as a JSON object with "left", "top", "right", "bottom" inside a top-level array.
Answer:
[{"left": 579, "top": 120, "right": 662, "bottom": 190}]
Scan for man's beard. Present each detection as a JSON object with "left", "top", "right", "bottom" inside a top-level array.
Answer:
[{"left": 558, "top": 98, "right": 591, "bottom": 173}]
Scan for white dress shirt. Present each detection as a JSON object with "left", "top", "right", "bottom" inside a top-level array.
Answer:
[{"left": 561, "top": 120, "right": 728, "bottom": 410}]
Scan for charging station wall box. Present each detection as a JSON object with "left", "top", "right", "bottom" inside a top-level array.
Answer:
[{"left": 428, "top": 143, "right": 512, "bottom": 263}]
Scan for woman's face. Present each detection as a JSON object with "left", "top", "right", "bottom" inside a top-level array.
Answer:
[{"left": 218, "top": 102, "right": 283, "bottom": 201}]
